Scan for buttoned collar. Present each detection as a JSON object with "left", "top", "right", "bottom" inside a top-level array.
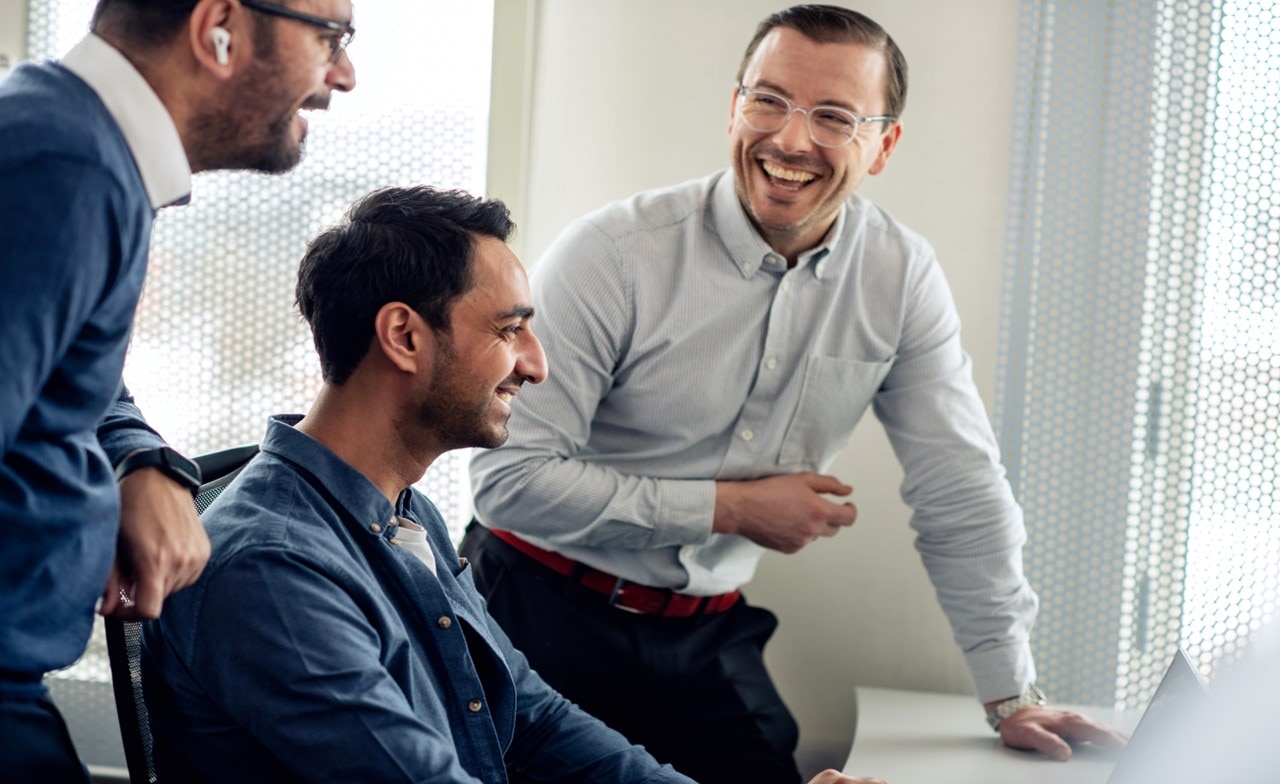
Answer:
[
  {"left": 60, "top": 34, "right": 191, "bottom": 210},
  {"left": 260, "top": 415, "right": 406, "bottom": 542},
  {"left": 711, "top": 169, "right": 842, "bottom": 281}
]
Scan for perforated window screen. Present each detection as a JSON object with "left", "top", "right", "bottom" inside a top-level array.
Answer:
[
  {"left": 28, "top": 0, "right": 496, "bottom": 747},
  {"left": 1000, "top": 0, "right": 1280, "bottom": 707}
]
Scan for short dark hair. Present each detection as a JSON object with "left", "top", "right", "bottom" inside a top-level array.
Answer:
[
  {"left": 296, "top": 187, "right": 515, "bottom": 386},
  {"left": 92, "top": 0, "right": 274, "bottom": 55},
  {"left": 736, "top": 4, "right": 909, "bottom": 119},
  {"left": 91, "top": 0, "right": 200, "bottom": 48}
]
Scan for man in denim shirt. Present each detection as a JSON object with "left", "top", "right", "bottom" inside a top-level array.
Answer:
[{"left": 141, "top": 185, "right": 881, "bottom": 784}]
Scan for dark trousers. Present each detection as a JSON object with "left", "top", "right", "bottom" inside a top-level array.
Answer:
[
  {"left": 460, "top": 523, "right": 802, "bottom": 784},
  {"left": 0, "top": 684, "right": 91, "bottom": 784}
]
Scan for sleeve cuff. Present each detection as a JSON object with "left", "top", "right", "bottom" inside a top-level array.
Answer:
[
  {"left": 965, "top": 641, "right": 1038, "bottom": 704},
  {"left": 653, "top": 479, "right": 717, "bottom": 547}
]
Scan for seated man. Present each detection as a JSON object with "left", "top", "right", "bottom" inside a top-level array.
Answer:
[{"left": 142, "top": 186, "right": 876, "bottom": 784}]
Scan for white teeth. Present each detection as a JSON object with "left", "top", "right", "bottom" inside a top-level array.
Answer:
[
  {"left": 762, "top": 161, "right": 816, "bottom": 183},
  {"left": 496, "top": 391, "right": 513, "bottom": 403}
]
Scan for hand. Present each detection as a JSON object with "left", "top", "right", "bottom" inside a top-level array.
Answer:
[
  {"left": 713, "top": 472, "right": 857, "bottom": 553},
  {"left": 996, "top": 705, "right": 1129, "bottom": 761},
  {"left": 99, "top": 467, "right": 211, "bottom": 620},
  {"left": 807, "top": 769, "right": 887, "bottom": 784}
]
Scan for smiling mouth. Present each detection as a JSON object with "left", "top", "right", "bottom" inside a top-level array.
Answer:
[
  {"left": 495, "top": 390, "right": 515, "bottom": 404},
  {"left": 761, "top": 160, "right": 817, "bottom": 191}
]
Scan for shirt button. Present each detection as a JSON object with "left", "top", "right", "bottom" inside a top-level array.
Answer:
[
  {"left": 369, "top": 522, "right": 382, "bottom": 533},
  {"left": 468, "top": 699, "right": 483, "bottom": 712},
  {"left": 780, "top": 281, "right": 791, "bottom": 293},
  {"left": 437, "top": 616, "right": 453, "bottom": 629},
  {"left": 765, "top": 357, "right": 778, "bottom": 370},
  {"left": 740, "top": 429, "right": 754, "bottom": 442},
  {"left": 680, "top": 546, "right": 696, "bottom": 560}
]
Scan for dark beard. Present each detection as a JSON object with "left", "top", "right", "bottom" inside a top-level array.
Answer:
[{"left": 187, "top": 56, "right": 307, "bottom": 174}]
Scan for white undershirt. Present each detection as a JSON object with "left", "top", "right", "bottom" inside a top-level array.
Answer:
[{"left": 391, "top": 517, "right": 437, "bottom": 575}]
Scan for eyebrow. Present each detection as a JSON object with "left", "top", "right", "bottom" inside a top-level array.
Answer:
[
  {"left": 499, "top": 306, "right": 536, "bottom": 321},
  {"left": 751, "top": 79, "right": 864, "bottom": 115}
]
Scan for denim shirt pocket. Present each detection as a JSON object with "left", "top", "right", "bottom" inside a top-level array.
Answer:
[{"left": 778, "top": 355, "right": 895, "bottom": 468}]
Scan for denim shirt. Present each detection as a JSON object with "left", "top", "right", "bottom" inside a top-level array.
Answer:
[{"left": 143, "top": 416, "right": 691, "bottom": 784}]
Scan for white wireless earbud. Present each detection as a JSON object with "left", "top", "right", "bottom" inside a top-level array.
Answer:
[{"left": 211, "top": 27, "right": 231, "bottom": 66}]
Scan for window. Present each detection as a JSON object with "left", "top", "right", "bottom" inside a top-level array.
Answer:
[
  {"left": 1000, "top": 0, "right": 1280, "bottom": 706},
  {"left": 25, "top": 0, "right": 497, "bottom": 769}
]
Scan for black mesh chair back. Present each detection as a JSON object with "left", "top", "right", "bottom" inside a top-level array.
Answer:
[{"left": 106, "top": 444, "right": 259, "bottom": 784}]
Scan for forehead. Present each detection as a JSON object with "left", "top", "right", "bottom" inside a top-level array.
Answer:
[
  {"left": 461, "top": 236, "right": 531, "bottom": 314},
  {"left": 742, "top": 27, "right": 888, "bottom": 112},
  {"left": 296, "top": 0, "right": 354, "bottom": 23}
]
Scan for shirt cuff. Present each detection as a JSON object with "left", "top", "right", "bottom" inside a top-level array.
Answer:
[
  {"left": 653, "top": 479, "right": 716, "bottom": 547},
  {"left": 965, "top": 640, "right": 1038, "bottom": 704}
]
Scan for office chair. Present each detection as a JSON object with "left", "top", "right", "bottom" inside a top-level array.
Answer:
[{"left": 105, "top": 444, "right": 259, "bottom": 784}]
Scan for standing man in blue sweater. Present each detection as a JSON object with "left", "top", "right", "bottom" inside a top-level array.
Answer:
[{"left": 0, "top": 1, "right": 355, "bottom": 780}]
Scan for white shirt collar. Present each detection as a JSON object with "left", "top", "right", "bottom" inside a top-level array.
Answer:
[{"left": 60, "top": 34, "right": 191, "bottom": 210}]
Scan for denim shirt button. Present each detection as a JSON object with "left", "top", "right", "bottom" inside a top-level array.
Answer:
[
  {"left": 369, "top": 522, "right": 382, "bottom": 533},
  {"left": 467, "top": 699, "right": 483, "bottom": 712},
  {"left": 437, "top": 616, "right": 453, "bottom": 629}
]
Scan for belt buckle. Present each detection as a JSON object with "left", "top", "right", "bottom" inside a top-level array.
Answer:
[{"left": 607, "top": 578, "right": 645, "bottom": 614}]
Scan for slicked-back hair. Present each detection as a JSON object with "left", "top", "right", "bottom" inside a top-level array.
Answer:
[
  {"left": 736, "top": 4, "right": 909, "bottom": 119},
  {"left": 296, "top": 186, "right": 515, "bottom": 386}
]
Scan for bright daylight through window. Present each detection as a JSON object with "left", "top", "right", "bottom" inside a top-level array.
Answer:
[{"left": 21, "top": 1, "right": 496, "bottom": 765}]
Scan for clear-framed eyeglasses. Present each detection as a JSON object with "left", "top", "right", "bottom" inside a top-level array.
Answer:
[
  {"left": 241, "top": 0, "right": 356, "bottom": 63},
  {"left": 735, "top": 86, "right": 896, "bottom": 148}
]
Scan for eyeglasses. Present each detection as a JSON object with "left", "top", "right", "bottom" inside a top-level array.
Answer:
[
  {"left": 240, "top": 0, "right": 355, "bottom": 63},
  {"left": 736, "top": 86, "right": 896, "bottom": 148}
]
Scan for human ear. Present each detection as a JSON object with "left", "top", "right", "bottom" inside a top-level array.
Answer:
[
  {"left": 373, "top": 302, "right": 429, "bottom": 375},
  {"left": 867, "top": 120, "right": 903, "bottom": 176},
  {"left": 189, "top": 0, "right": 238, "bottom": 75}
]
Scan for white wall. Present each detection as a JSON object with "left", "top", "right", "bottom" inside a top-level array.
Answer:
[
  {"left": 0, "top": 0, "right": 25, "bottom": 78},
  {"left": 510, "top": 0, "right": 1023, "bottom": 766}
]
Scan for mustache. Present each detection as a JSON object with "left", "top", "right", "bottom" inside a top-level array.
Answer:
[{"left": 750, "top": 141, "right": 826, "bottom": 172}]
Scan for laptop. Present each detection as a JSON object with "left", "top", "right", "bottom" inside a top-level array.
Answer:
[{"left": 1105, "top": 647, "right": 1208, "bottom": 784}]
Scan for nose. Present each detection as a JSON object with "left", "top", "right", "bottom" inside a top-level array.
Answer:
[
  {"left": 327, "top": 49, "right": 356, "bottom": 92},
  {"left": 772, "top": 108, "right": 812, "bottom": 152},
  {"left": 516, "top": 330, "right": 549, "bottom": 385}
]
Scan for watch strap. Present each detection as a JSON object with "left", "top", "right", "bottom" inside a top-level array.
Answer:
[
  {"left": 986, "top": 683, "right": 1047, "bottom": 731},
  {"left": 115, "top": 446, "right": 203, "bottom": 495}
]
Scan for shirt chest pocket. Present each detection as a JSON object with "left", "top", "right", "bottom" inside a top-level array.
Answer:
[{"left": 778, "top": 355, "right": 894, "bottom": 469}]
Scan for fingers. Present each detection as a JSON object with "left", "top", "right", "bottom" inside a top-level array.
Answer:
[
  {"left": 1026, "top": 724, "right": 1072, "bottom": 761},
  {"left": 110, "top": 469, "right": 213, "bottom": 618},
  {"left": 1045, "top": 710, "right": 1130, "bottom": 749},
  {"left": 804, "top": 473, "right": 854, "bottom": 497},
  {"left": 98, "top": 565, "right": 125, "bottom": 617},
  {"left": 125, "top": 568, "right": 167, "bottom": 620},
  {"left": 998, "top": 706, "right": 1130, "bottom": 762}
]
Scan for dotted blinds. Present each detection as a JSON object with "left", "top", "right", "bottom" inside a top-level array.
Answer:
[
  {"left": 30, "top": 0, "right": 495, "bottom": 709},
  {"left": 998, "top": 0, "right": 1279, "bottom": 707}
]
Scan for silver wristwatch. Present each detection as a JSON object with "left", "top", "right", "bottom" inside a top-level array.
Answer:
[{"left": 985, "top": 683, "right": 1047, "bottom": 730}]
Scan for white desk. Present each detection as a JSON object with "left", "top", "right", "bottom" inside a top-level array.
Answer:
[{"left": 844, "top": 687, "right": 1141, "bottom": 783}]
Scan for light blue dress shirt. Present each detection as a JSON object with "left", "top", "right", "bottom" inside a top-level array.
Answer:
[{"left": 470, "top": 170, "right": 1039, "bottom": 702}]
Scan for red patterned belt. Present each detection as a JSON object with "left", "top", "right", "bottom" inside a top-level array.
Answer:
[{"left": 489, "top": 528, "right": 741, "bottom": 618}]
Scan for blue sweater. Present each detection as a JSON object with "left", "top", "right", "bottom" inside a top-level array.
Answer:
[
  {"left": 0, "top": 61, "right": 155, "bottom": 679},
  {"left": 143, "top": 417, "right": 693, "bottom": 783}
]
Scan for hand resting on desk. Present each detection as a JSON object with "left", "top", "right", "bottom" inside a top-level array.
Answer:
[{"left": 997, "top": 705, "right": 1129, "bottom": 761}]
